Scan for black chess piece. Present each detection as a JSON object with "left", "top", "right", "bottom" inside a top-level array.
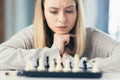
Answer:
[
  {"left": 83, "top": 60, "right": 87, "bottom": 72},
  {"left": 45, "top": 56, "right": 49, "bottom": 69}
]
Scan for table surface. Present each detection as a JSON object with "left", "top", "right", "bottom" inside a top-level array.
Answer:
[{"left": 0, "top": 71, "right": 120, "bottom": 80}]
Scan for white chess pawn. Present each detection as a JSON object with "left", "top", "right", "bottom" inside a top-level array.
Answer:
[
  {"left": 63, "top": 59, "right": 71, "bottom": 72},
  {"left": 25, "top": 59, "right": 35, "bottom": 71},
  {"left": 72, "top": 53, "right": 80, "bottom": 72},
  {"left": 55, "top": 58, "right": 63, "bottom": 72},
  {"left": 37, "top": 57, "right": 46, "bottom": 71},
  {"left": 91, "top": 62, "right": 100, "bottom": 73},
  {"left": 48, "top": 59, "right": 55, "bottom": 72}
]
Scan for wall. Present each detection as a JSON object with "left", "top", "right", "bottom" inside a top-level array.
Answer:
[
  {"left": 84, "top": 0, "right": 109, "bottom": 33},
  {"left": 4, "top": 0, "right": 35, "bottom": 40}
]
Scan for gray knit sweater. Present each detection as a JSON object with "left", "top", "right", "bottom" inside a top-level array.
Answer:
[{"left": 0, "top": 25, "right": 120, "bottom": 72}]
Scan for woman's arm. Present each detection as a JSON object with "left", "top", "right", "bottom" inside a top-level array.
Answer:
[
  {"left": 87, "top": 27, "right": 120, "bottom": 72},
  {"left": 0, "top": 25, "right": 60, "bottom": 70}
]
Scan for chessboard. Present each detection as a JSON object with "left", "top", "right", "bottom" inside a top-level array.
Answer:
[
  {"left": 21, "top": 53, "right": 102, "bottom": 78},
  {"left": 18, "top": 71, "right": 102, "bottom": 78}
]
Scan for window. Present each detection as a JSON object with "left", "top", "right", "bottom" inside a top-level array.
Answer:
[{"left": 109, "top": 0, "right": 120, "bottom": 40}]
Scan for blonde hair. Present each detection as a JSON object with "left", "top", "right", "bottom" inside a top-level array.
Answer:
[
  {"left": 75, "top": 0, "right": 86, "bottom": 57},
  {"left": 34, "top": 0, "right": 86, "bottom": 57}
]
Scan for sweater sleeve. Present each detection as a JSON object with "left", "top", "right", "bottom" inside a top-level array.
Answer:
[
  {"left": 0, "top": 25, "right": 60, "bottom": 70},
  {"left": 87, "top": 27, "right": 120, "bottom": 72}
]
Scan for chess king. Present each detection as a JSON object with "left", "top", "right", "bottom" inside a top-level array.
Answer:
[{"left": 0, "top": 0, "right": 120, "bottom": 72}]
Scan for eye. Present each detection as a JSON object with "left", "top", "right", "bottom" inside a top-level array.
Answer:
[
  {"left": 66, "top": 10, "right": 74, "bottom": 13},
  {"left": 50, "top": 11, "right": 58, "bottom": 14}
]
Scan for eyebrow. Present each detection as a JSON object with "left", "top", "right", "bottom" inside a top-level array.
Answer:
[
  {"left": 66, "top": 5, "right": 75, "bottom": 9},
  {"left": 49, "top": 5, "right": 75, "bottom": 9}
]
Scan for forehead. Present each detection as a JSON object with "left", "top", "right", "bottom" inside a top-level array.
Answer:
[{"left": 44, "top": 0, "right": 76, "bottom": 8}]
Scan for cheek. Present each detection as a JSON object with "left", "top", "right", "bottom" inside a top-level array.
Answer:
[
  {"left": 69, "top": 15, "right": 77, "bottom": 26},
  {"left": 45, "top": 13, "right": 52, "bottom": 26},
  {"left": 45, "top": 11, "right": 55, "bottom": 24},
  {"left": 45, "top": 12, "right": 50, "bottom": 22},
  {"left": 46, "top": 17, "right": 55, "bottom": 28}
]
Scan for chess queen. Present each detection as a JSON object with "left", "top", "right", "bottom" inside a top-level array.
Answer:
[{"left": 0, "top": 0, "right": 120, "bottom": 72}]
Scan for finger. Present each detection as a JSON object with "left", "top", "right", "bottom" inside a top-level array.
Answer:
[
  {"left": 64, "top": 41, "right": 69, "bottom": 45},
  {"left": 70, "top": 34, "right": 76, "bottom": 38},
  {"left": 61, "top": 51, "right": 68, "bottom": 61}
]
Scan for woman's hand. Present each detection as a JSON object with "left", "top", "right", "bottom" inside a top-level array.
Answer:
[{"left": 51, "top": 33, "right": 75, "bottom": 55}]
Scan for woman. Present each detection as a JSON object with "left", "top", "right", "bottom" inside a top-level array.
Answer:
[{"left": 0, "top": 0, "right": 120, "bottom": 72}]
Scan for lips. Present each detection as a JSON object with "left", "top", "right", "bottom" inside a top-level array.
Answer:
[
  {"left": 56, "top": 26, "right": 67, "bottom": 29},
  {"left": 55, "top": 26, "right": 69, "bottom": 34}
]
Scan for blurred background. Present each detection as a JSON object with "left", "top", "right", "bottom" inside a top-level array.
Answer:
[{"left": 0, "top": 0, "right": 119, "bottom": 43}]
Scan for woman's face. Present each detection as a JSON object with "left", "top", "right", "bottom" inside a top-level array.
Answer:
[{"left": 44, "top": 0, "right": 77, "bottom": 35}]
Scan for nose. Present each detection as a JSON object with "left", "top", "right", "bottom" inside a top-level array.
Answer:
[{"left": 58, "top": 12, "right": 67, "bottom": 24}]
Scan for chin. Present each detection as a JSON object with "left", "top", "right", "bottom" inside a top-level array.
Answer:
[{"left": 55, "top": 32, "right": 69, "bottom": 35}]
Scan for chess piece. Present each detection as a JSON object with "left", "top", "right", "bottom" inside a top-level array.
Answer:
[
  {"left": 83, "top": 60, "right": 87, "bottom": 71},
  {"left": 48, "top": 59, "right": 55, "bottom": 72},
  {"left": 72, "top": 53, "right": 80, "bottom": 72},
  {"left": 55, "top": 58, "right": 63, "bottom": 72},
  {"left": 37, "top": 57, "right": 46, "bottom": 71},
  {"left": 25, "top": 59, "right": 35, "bottom": 71},
  {"left": 91, "top": 62, "right": 100, "bottom": 73},
  {"left": 80, "top": 57, "right": 88, "bottom": 72},
  {"left": 63, "top": 59, "right": 71, "bottom": 72}
]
